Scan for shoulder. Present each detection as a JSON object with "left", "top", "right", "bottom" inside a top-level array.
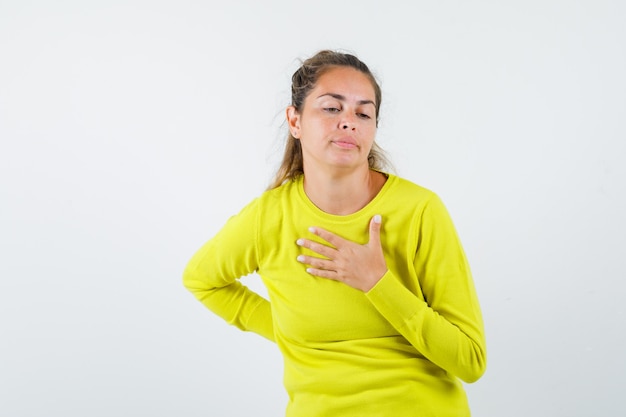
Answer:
[
  {"left": 384, "top": 173, "right": 440, "bottom": 206},
  {"left": 383, "top": 175, "right": 459, "bottom": 239},
  {"left": 380, "top": 174, "right": 457, "bottom": 229},
  {"left": 258, "top": 175, "right": 300, "bottom": 205},
  {"left": 241, "top": 177, "right": 301, "bottom": 229}
]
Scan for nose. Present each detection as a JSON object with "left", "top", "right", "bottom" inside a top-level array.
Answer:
[{"left": 341, "top": 115, "right": 356, "bottom": 131}]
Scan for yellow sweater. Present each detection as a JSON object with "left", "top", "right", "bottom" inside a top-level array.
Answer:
[{"left": 183, "top": 173, "right": 486, "bottom": 416}]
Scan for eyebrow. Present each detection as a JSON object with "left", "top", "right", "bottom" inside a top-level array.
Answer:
[{"left": 317, "top": 93, "right": 376, "bottom": 107}]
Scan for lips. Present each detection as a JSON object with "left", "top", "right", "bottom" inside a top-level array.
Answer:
[{"left": 332, "top": 137, "right": 358, "bottom": 149}]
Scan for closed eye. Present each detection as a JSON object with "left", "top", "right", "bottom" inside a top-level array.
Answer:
[
  {"left": 358, "top": 113, "right": 372, "bottom": 119},
  {"left": 324, "top": 107, "right": 340, "bottom": 113}
]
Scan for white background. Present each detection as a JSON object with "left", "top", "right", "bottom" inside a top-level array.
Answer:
[{"left": 1, "top": 1, "right": 625, "bottom": 416}]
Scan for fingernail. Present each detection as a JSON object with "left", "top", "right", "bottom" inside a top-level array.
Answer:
[
  {"left": 297, "top": 255, "right": 305, "bottom": 262},
  {"left": 296, "top": 239, "right": 304, "bottom": 246},
  {"left": 308, "top": 227, "right": 316, "bottom": 233},
  {"left": 373, "top": 214, "right": 382, "bottom": 224}
]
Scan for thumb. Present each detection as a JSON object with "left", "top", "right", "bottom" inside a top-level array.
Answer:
[{"left": 368, "top": 214, "right": 382, "bottom": 246}]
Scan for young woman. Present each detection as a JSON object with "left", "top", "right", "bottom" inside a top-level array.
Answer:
[{"left": 183, "top": 50, "right": 487, "bottom": 417}]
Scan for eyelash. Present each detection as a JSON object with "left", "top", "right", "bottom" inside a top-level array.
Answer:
[{"left": 324, "top": 107, "right": 371, "bottom": 119}]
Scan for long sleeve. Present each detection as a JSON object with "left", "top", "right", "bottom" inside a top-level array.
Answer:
[
  {"left": 366, "top": 194, "right": 486, "bottom": 383},
  {"left": 184, "top": 176, "right": 484, "bottom": 416},
  {"left": 182, "top": 199, "right": 274, "bottom": 342}
]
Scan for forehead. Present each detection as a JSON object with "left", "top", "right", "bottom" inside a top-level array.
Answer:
[{"left": 312, "top": 66, "right": 376, "bottom": 102}]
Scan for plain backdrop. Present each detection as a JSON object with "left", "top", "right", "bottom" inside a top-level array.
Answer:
[{"left": 1, "top": 1, "right": 625, "bottom": 416}]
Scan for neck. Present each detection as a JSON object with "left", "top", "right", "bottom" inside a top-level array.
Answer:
[{"left": 302, "top": 166, "right": 386, "bottom": 215}]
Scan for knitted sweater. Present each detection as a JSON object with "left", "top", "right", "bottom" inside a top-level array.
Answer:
[{"left": 183, "top": 173, "right": 486, "bottom": 416}]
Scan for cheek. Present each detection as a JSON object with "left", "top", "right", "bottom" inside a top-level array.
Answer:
[
  {"left": 362, "top": 124, "right": 378, "bottom": 141},
  {"left": 303, "top": 117, "right": 333, "bottom": 135}
]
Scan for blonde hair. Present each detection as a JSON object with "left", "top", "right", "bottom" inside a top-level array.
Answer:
[{"left": 268, "top": 50, "right": 391, "bottom": 190}]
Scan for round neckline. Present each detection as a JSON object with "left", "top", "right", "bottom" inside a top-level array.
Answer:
[{"left": 295, "top": 171, "right": 396, "bottom": 223}]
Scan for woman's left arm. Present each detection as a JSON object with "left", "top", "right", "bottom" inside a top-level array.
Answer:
[
  {"left": 297, "top": 195, "right": 486, "bottom": 382},
  {"left": 366, "top": 195, "right": 487, "bottom": 383}
]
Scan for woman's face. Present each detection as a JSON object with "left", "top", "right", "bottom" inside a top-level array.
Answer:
[{"left": 287, "top": 66, "right": 378, "bottom": 174}]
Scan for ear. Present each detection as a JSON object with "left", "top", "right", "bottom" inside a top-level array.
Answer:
[{"left": 286, "top": 106, "right": 301, "bottom": 139}]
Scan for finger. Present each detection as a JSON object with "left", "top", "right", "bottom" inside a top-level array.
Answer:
[
  {"left": 368, "top": 214, "right": 382, "bottom": 247},
  {"left": 296, "top": 254, "right": 335, "bottom": 270},
  {"left": 296, "top": 238, "right": 337, "bottom": 258},
  {"left": 308, "top": 226, "right": 344, "bottom": 248},
  {"left": 304, "top": 267, "right": 339, "bottom": 280}
]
